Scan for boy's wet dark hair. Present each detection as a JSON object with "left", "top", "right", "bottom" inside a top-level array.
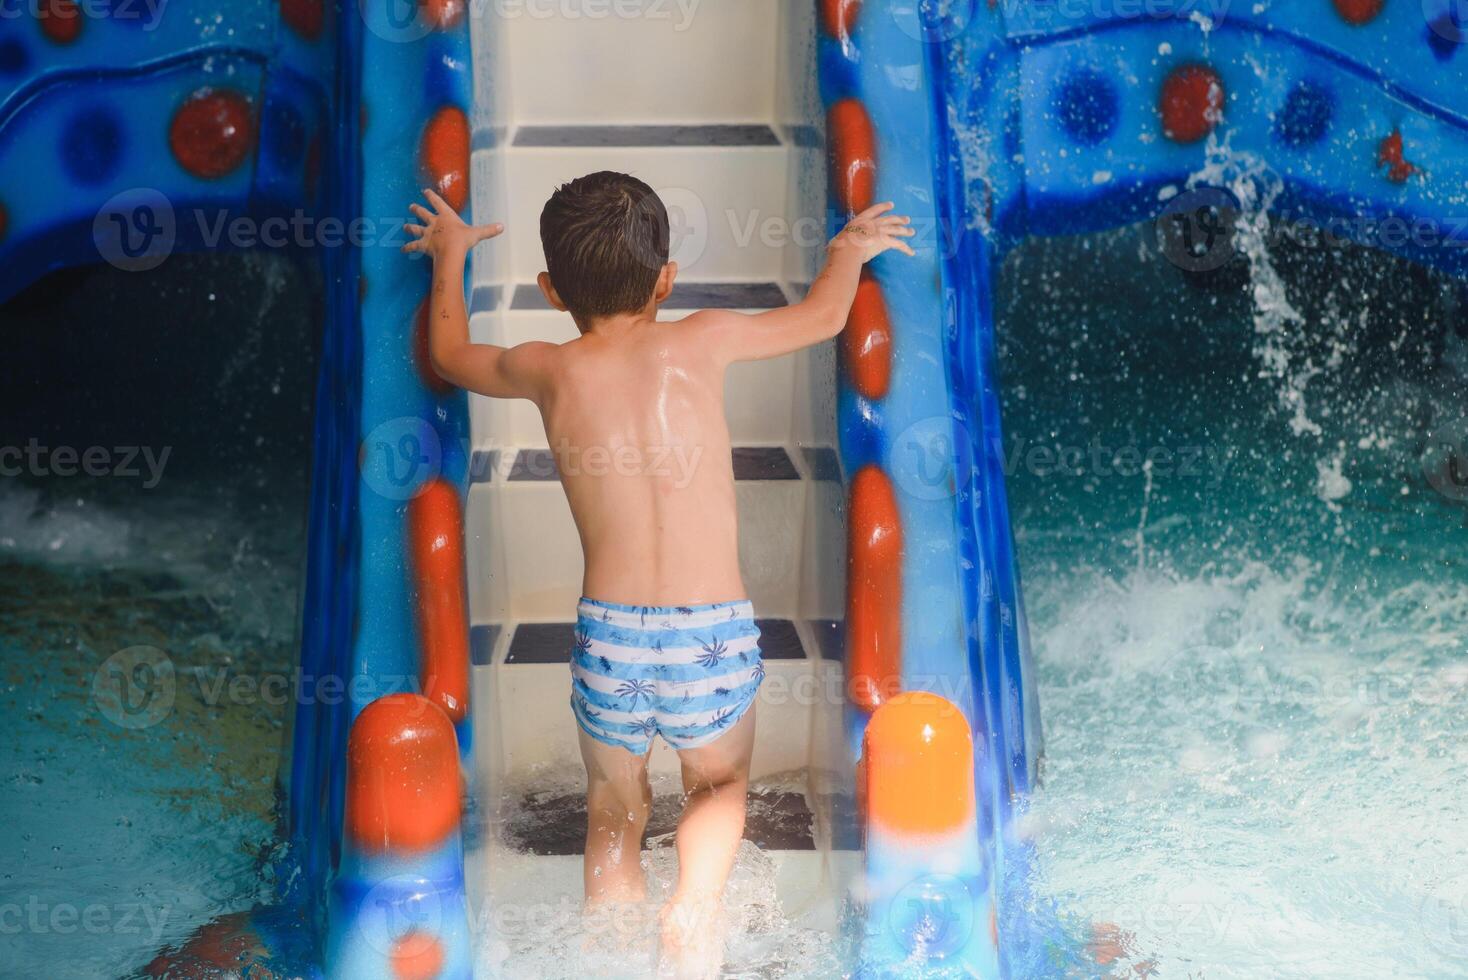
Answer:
[{"left": 540, "top": 171, "right": 671, "bottom": 321}]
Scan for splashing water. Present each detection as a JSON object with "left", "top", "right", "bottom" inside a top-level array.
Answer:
[
  {"left": 998, "top": 191, "right": 1468, "bottom": 980},
  {"left": 473, "top": 839, "right": 843, "bottom": 979}
]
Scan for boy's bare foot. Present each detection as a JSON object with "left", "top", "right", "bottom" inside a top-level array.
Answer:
[{"left": 657, "top": 892, "right": 727, "bottom": 980}]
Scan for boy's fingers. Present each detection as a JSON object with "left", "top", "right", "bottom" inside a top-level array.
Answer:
[
  {"left": 476, "top": 223, "right": 505, "bottom": 241},
  {"left": 857, "top": 201, "right": 895, "bottom": 220},
  {"left": 409, "top": 203, "right": 432, "bottom": 221},
  {"left": 422, "top": 187, "right": 453, "bottom": 214},
  {"left": 404, "top": 223, "right": 426, "bottom": 237}
]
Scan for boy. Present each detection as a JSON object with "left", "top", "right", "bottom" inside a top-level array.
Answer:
[{"left": 403, "top": 172, "right": 913, "bottom": 974}]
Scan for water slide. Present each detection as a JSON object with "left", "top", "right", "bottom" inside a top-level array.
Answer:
[{"left": 2, "top": 0, "right": 1464, "bottom": 976}]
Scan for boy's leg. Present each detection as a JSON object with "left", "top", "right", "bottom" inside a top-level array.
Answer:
[
  {"left": 577, "top": 726, "right": 653, "bottom": 906},
  {"left": 669, "top": 704, "right": 757, "bottom": 905}
]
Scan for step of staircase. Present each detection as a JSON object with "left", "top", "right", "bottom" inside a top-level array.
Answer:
[
  {"left": 494, "top": 133, "right": 790, "bottom": 282},
  {"left": 464, "top": 444, "right": 845, "bottom": 622},
  {"left": 498, "top": 0, "right": 781, "bottom": 126}
]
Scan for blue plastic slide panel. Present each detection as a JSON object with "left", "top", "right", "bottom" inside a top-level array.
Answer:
[
  {"left": 0, "top": 57, "right": 266, "bottom": 296},
  {"left": 0, "top": 0, "right": 274, "bottom": 93},
  {"left": 1013, "top": 24, "right": 1468, "bottom": 275}
]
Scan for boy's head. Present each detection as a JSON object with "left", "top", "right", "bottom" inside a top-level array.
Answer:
[{"left": 538, "top": 171, "right": 674, "bottom": 323}]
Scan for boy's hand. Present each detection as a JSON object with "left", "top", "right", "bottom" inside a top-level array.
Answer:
[
  {"left": 403, "top": 188, "right": 504, "bottom": 260},
  {"left": 830, "top": 202, "right": 916, "bottom": 262}
]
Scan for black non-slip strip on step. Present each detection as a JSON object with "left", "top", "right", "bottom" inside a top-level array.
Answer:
[
  {"left": 732, "top": 446, "right": 800, "bottom": 481},
  {"left": 514, "top": 124, "right": 781, "bottom": 148},
  {"left": 471, "top": 445, "right": 801, "bottom": 485},
  {"left": 469, "top": 283, "right": 502, "bottom": 315},
  {"left": 503, "top": 787, "right": 816, "bottom": 854},
  {"left": 504, "top": 618, "right": 808, "bottom": 665},
  {"left": 510, "top": 281, "right": 788, "bottom": 311},
  {"left": 470, "top": 624, "right": 501, "bottom": 667},
  {"left": 806, "top": 619, "right": 844, "bottom": 663},
  {"left": 801, "top": 445, "right": 842, "bottom": 483},
  {"left": 469, "top": 448, "right": 497, "bottom": 485},
  {"left": 486, "top": 445, "right": 799, "bottom": 483}
]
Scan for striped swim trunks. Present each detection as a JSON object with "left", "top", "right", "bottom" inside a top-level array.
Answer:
[{"left": 569, "top": 597, "right": 764, "bottom": 755}]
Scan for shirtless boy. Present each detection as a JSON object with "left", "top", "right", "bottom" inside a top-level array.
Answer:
[{"left": 403, "top": 172, "right": 913, "bottom": 974}]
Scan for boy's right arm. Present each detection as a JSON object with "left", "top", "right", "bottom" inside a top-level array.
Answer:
[
  {"left": 404, "top": 188, "right": 556, "bottom": 401},
  {"left": 697, "top": 202, "right": 915, "bottom": 363}
]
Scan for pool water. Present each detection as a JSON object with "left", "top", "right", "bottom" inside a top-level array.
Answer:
[
  {"left": 0, "top": 479, "right": 304, "bottom": 978},
  {"left": 0, "top": 253, "right": 315, "bottom": 978},
  {"left": 998, "top": 219, "right": 1468, "bottom": 978}
]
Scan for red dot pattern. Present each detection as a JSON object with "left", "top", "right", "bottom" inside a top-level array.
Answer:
[
  {"left": 39, "top": 0, "right": 82, "bottom": 44},
  {"left": 280, "top": 0, "right": 324, "bottom": 40},
  {"left": 391, "top": 931, "right": 446, "bottom": 980},
  {"left": 847, "top": 465, "right": 902, "bottom": 713},
  {"left": 820, "top": 0, "right": 862, "bottom": 43},
  {"left": 344, "top": 693, "right": 461, "bottom": 853},
  {"left": 420, "top": 106, "right": 471, "bottom": 213},
  {"left": 409, "top": 480, "right": 471, "bottom": 723},
  {"left": 843, "top": 274, "right": 891, "bottom": 401},
  {"left": 170, "top": 89, "right": 256, "bottom": 179},
  {"left": 1160, "top": 64, "right": 1224, "bottom": 144},
  {"left": 1333, "top": 0, "right": 1384, "bottom": 25},
  {"left": 1377, "top": 128, "right": 1419, "bottom": 183},
  {"left": 421, "top": 0, "right": 466, "bottom": 30},
  {"left": 829, "top": 98, "right": 877, "bottom": 214}
]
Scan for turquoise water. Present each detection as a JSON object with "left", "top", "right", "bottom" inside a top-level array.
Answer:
[
  {"left": 999, "top": 222, "right": 1468, "bottom": 978},
  {"left": 0, "top": 253, "right": 313, "bottom": 978},
  {"left": 0, "top": 480, "right": 304, "bottom": 978}
]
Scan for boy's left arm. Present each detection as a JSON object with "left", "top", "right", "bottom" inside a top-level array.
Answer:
[
  {"left": 691, "top": 202, "right": 914, "bottom": 365},
  {"left": 404, "top": 189, "right": 555, "bottom": 400}
]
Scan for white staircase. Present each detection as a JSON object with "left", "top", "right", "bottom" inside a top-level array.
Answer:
[{"left": 464, "top": 0, "right": 844, "bottom": 794}]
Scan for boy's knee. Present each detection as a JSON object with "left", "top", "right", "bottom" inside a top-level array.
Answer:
[
  {"left": 681, "top": 761, "right": 749, "bottom": 795},
  {"left": 587, "top": 774, "right": 653, "bottom": 822}
]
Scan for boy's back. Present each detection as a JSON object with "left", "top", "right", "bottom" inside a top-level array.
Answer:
[{"left": 539, "top": 318, "right": 741, "bottom": 605}]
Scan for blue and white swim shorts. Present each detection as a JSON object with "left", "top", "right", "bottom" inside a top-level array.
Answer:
[{"left": 570, "top": 597, "right": 765, "bottom": 755}]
